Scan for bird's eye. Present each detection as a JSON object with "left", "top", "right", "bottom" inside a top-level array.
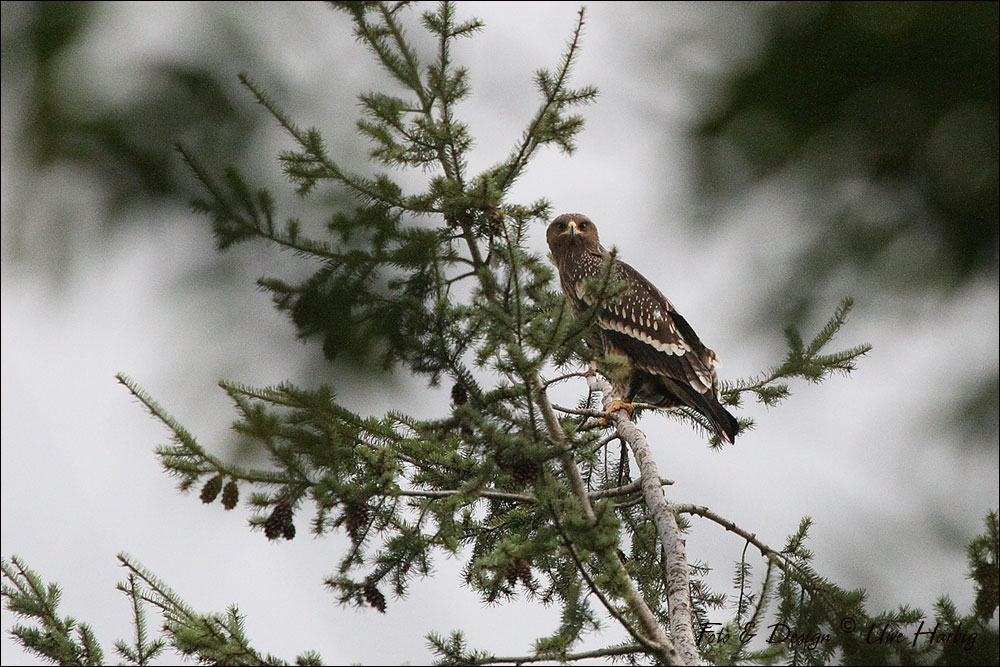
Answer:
[
  {"left": 578, "top": 221, "right": 588, "bottom": 230},
  {"left": 558, "top": 222, "right": 566, "bottom": 229}
]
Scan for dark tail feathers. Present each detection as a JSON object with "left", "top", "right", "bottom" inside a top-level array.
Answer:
[{"left": 703, "top": 396, "right": 739, "bottom": 445}]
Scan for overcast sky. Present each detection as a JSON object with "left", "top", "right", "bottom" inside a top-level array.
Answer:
[{"left": 2, "top": 2, "right": 997, "bottom": 664}]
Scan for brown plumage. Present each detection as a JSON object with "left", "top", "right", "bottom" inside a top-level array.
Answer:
[{"left": 546, "top": 213, "right": 739, "bottom": 444}]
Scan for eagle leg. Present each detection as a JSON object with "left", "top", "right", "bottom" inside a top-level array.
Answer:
[
  {"left": 599, "top": 399, "right": 635, "bottom": 426},
  {"left": 607, "top": 399, "right": 635, "bottom": 415}
]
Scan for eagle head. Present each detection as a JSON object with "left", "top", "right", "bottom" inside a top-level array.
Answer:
[{"left": 546, "top": 213, "right": 601, "bottom": 257}]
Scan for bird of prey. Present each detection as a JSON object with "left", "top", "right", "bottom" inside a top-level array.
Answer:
[{"left": 546, "top": 213, "right": 739, "bottom": 444}]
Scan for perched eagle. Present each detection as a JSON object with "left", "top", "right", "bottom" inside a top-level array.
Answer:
[{"left": 546, "top": 213, "right": 739, "bottom": 445}]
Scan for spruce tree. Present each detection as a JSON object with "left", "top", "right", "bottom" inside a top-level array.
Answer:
[{"left": 3, "top": 4, "right": 997, "bottom": 665}]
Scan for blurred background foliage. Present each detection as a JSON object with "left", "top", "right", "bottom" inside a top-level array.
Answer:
[
  {"left": 690, "top": 0, "right": 998, "bottom": 448},
  {"left": 5, "top": 1, "right": 996, "bottom": 305},
  {"left": 695, "top": 1, "right": 997, "bottom": 313},
  {"left": 2, "top": 1, "right": 265, "bottom": 281},
  {"left": 13, "top": 3, "right": 254, "bottom": 209}
]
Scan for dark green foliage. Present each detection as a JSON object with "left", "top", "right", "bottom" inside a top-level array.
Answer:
[
  {"left": 0, "top": 556, "right": 104, "bottom": 666},
  {"left": 764, "top": 518, "right": 926, "bottom": 666},
  {"left": 426, "top": 630, "right": 494, "bottom": 666},
  {"left": 722, "top": 297, "right": 872, "bottom": 410},
  {"left": 923, "top": 510, "right": 999, "bottom": 667},
  {"left": 694, "top": 514, "right": 1000, "bottom": 667},
  {"left": 4, "top": 1, "right": 263, "bottom": 279},
  {"left": 967, "top": 510, "right": 999, "bottom": 623},
  {"left": 114, "top": 573, "right": 166, "bottom": 666},
  {"left": 1, "top": 554, "right": 325, "bottom": 666}
]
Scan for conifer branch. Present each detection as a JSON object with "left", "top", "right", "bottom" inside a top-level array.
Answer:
[
  {"left": 550, "top": 403, "right": 607, "bottom": 419},
  {"left": 534, "top": 381, "right": 679, "bottom": 663},
  {"left": 722, "top": 297, "right": 872, "bottom": 408},
  {"left": 669, "top": 504, "right": 846, "bottom": 608},
  {"left": 397, "top": 488, "right": 536, "bottom": 504},
  {"left": 376, "top": 3, "right": 428, "bottom": 105},
  {"left": 493, "top": 6, "right": 597, "bottom": 192},
  {"left": 239, "top": 73, "right": 416, "bottom": 207},
  {"left": 114, "top": 573, "right": 166, "bottom": 666},
  {"left": 587, "top": 373, "right": 702, "bottom": 665},
  {"left": 7, "top": 5, "right": 995, "bottom": 667},
  {"left": 116, "top": 374, "right": 296, "bottom": 489},
  {"left": 548, "top": 512, "right": 672, "bottom": 663},
  {"left": 535, "top": 383, "right": 597, "bottom": 524},
  {"left": 746, "top": 558, "right": 775, "bottom": 634},
  {"left": 589, "top": 478, "right": 674, "bottom": 500},
  {"left": 541, "top": 371, "right": 591, "bottom": 387},
  {"left": 477, "top": 642, "right": 646, "bottom": 665},
  {"left": 175, "top": 144, "right": 341, "bottom": 258},
  {"left": 671, "top": 503, "right": 783, "bottom": 564},
  {"left": 115, "top": 553, "right": 321, "bottom": 665},
  {"left": 591, "top": 431, "right": 622, "bottom": 450},
  {"left": 1, "top": 556, "right": 105, "bottom": 666}
]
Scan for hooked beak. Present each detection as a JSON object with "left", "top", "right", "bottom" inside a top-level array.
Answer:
[{"left": 567, "top": 219, "right": 579, "bottom": 236}]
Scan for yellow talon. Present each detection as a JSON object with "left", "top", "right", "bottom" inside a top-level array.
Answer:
[
  {"left": 608, "top": 400, "right": 634, "bottom": 415},
  {"left": 604, "top": 400, "right": 635, "bottom": 421}
]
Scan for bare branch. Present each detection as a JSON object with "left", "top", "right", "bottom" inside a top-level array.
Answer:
[
  {"left": 534, "top": 379, "right": 679, "bottom": 664},
  {"left": 541, "top": 371, "right": 591, "bottom": 387},
  {"left": 671, "top": 502, "right": 811, "bottom": 580},
  {"left": 587, "top": 373, "right": 703, "bottom": 666},
  {"left": 551, "top": 404, "right": 606, "bottom": 418},
  {"left": 589, "top": 478, "right": 673, "bottom": 501},
  {"left": 671, "top": 503, "right": 776, "bottom": 559},
  {"left": 480, "top": 643, "right": 644, "bottom": 665},
  {"left": 397, "top": 488, "right": 536, "bottom": 504},
  {"left": 535, "top": 384, "right": 596, "bottom": 524}
]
